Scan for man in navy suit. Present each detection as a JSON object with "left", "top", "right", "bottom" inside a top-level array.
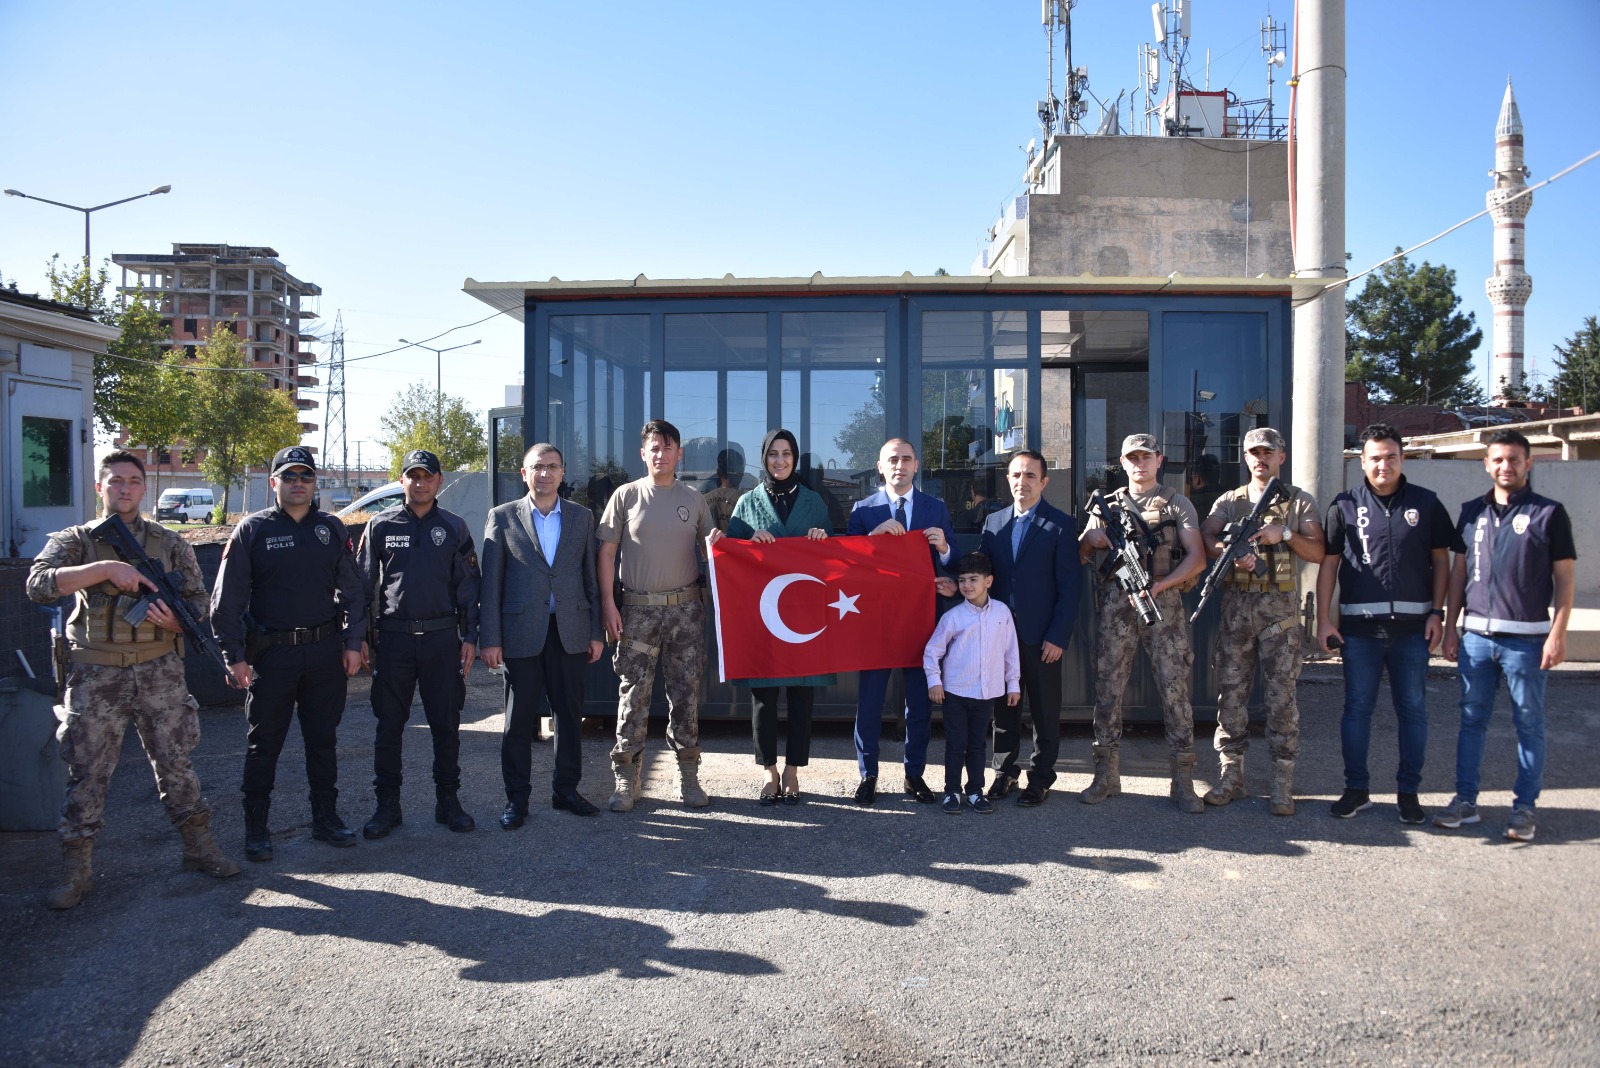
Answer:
[
  {"left": 848, "top": 438, "right": 957, "bottom": 806},
  {"left": 980, "top": 450, "right": 1081, "bottom": 806}
]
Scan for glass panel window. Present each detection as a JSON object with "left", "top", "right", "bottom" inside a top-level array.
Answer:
[
  {"left": 1041, "top": 309, "right": 1149, "bottom": 363},
  {"left": 22, "top": 416, "right": 73, "bottom": 507},
  {"left": 922, "top": 310, "right": 1026, "bottom": 365},
  {"left": 1160, "top": 312, "right": 1269, "bottom": 507},
  {"left": 492, "top": 413, "right": 524, "bottom": 506},
  {"left": 921, "top": 366, "right": 1026, "bottom": 530},
  {"left": 664, "top": 313, "right": 768, "bottom": 530},
  {"left": 781, "top": 312, "right": 888, "bottom": 529},
  {"left": 547, "top": 314, "right": 649, "bottom": 520},
  {"left": 1077, "top": 370, "right": 1150, "bottom": 509}
]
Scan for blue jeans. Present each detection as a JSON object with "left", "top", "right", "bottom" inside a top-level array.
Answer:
[
  {"left": 1454, "top": 631, "right": 1548, "bottom": 809},
  {"left": 1339, "top": 630, "right": 1430, "bottom": 793}
]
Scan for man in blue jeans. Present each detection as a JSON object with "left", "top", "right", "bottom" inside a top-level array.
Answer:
[
  {"left": 1438, "top": 428, "right": 1576, "bottom": 843},
  {"left": 1316, "top": 424, "right": 1460, "bottom": 823}
]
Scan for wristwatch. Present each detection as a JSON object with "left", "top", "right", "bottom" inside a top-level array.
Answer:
[
  {"left": 1429, "top": 608, "right": 1445, "bottom": 618},
  {"left": 1280, "top": 526, "right": 1293, "bottom": 544}
]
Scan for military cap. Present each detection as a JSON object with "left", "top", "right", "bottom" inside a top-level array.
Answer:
[
  {"left": 1120, "top": 433, "right": 1160, "bottom": 456},
  {"left": 1242, "top": 427, "right": 1286, "bottom": 452}
]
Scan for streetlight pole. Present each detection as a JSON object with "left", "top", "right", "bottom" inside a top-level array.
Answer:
[
  {"left": 3, "top": 184, "right": 172, "bottom": 268},
  {"left": 399, "top": 338, "right": 481, "bottom": 438}
]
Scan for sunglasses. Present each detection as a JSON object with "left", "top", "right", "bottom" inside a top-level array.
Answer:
[{"left": 277, "top": 471, "right": 316, "bottom": 484}]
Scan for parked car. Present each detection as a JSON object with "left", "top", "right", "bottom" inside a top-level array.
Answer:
[
  {"left": 155, "top": 488, "right": 215, "bottom": 524},
  {"left": 337, "top": 481, "right": 405, "bottom": 519}
]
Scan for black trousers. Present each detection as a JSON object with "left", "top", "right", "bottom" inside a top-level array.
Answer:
[
  {"left": 991, "top": 640, "right": 1062, "bottom": 787},
  {"left": 942, "top": 693, "right": 995, "bottom": 795},
  {"left": 502, "top": 615, "right": 587, "bottom": 806},
  {"left": 241, "top": 636, "right": 347, "bottom": 798},
  {"left": 371, "top": 628, "right": 466, "bottom": 793},
  {"left": 750, "top": 686, "right": 815, "bottom": 767}
]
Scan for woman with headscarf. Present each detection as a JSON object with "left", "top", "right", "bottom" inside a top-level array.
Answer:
[{"left": 724, "top": 429, "right": 835, "bottom": 805}]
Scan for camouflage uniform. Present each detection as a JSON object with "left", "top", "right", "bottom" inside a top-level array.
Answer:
[
  {"left": 1092, "top": 586, "right": 1195, "bottom": 751},
  {"left": 27, "top": 518, "right": 213, "bottom": 842},
  {"left": 611, "top": 597, "right": 704, "bottom": 764}
]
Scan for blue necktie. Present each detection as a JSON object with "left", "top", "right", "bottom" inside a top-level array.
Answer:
[
  {"left": 893, "top": 497, "right": 907, "bottom": 528},
  {"left": 1011, "top": 512, "right": 1029, "bottom": 558}
]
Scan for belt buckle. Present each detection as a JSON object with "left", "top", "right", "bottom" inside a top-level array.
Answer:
[
  {"left": 407, "top": 622, "right": 427, "bottom": 636},
  {"left": 292, "top": 627, "right": 315, "bottom": 646}
]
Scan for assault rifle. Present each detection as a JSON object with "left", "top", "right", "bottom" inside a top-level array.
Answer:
[
  {"left": 1189, "top": 476, "right": 1292, "bottom": 624},
  {"left": 1086, "top": 491, "right": 1163, "bottom": 627},
  {"left": 90, "top": 513, "right": 234, "bottom": 685}
]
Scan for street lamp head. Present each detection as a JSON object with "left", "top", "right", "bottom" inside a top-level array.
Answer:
[
  {"left": 150, "top": 185, "right": 172, "bottom": 195},
  {"left": 3, "top": 189, "right": 22, "bottom": 197}
]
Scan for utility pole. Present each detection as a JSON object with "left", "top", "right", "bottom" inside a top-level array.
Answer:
[{"left": 321, "top": 311, "right": 349, "bottom": 492}]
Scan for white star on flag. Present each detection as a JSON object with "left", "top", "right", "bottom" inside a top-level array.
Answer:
[{"left": 830, "top": 590, "right": 860, "bottom": 619}]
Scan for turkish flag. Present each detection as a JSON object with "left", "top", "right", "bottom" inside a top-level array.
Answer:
[{"left": 708, "top": 534, "right": 936, "bottom": 681}]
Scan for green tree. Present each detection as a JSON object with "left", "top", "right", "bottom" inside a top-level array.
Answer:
[
  {"left": 1535, "top": 315, "right": 1600, "bottom": 412},
  {"left": 1345, "top": 250, "right": 1483, "bottom": 405},
  {"left": 378, "top": 382, "right": 488, "bottom": 477},
  {"left": 45, "top": 255, "right": 169, "bottom": 436},
  {"left": 186, "top": 322, "right": 303, "bottom": 518},
  {"left": 117, "top": 349, "right": 197, "bottom": 497}
]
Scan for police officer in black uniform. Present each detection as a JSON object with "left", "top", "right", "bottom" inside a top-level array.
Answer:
[
  {"left": 356, "top": 450, "right": 482, "bottom": 838},
  {"left": 212, "top": 445, "right": 367, "bottom": 860}
]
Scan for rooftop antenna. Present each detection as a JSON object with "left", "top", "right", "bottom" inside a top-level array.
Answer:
[
  {"left": 1260, "top": 14, "right": 1287, "bottom": 138},
  {"left": 1040, "top": 0, "right": 1087, "bottom": 141}
]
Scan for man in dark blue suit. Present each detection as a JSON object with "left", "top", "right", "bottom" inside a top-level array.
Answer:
[
  {"left": 980, "top": 450, "right": 1081, "bottom": 805},
  {"left": 848, "top": 438, "right": 957, "bottom": 806}
]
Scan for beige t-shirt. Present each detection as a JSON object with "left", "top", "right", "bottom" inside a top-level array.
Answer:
[
  {"left": 1083, "top": 486, "right": 1201, "bottom": 533},
  {"left": 1206, "top": 483, "right": 1320, "bottom": 535},
  {"left": 598, "top": 477, "right": 714, "bottom": 593}
]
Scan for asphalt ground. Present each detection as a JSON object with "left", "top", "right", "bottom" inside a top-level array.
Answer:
[{"left": 2, "top": 666, "right": 1596, "bottom": 1067}]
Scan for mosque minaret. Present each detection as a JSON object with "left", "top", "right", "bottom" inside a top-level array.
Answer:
[{"left": 1485, "top": 77, "right": 1532, "bottom": 398}]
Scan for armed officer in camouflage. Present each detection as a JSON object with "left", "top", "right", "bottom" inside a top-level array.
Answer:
[
  {"left": 1077, "top": 434, "right": 1209, "bottom": 813},
  {"left": 597, "top": 419, "right": 716, "bottom": 812},
  {"left": 26, "top": 451, "right": 239, "bottom": 910},
  {"left": 1200, "top": 427, "right": 1325, "bottom": 815}
]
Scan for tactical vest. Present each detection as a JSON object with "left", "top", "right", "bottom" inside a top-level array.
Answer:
[
  {"left": 1219, "top": 483, "right": 1299, "bottom": 593},
  {"left": 1460, "top": 487, "right": 1563, "bottom": 636},
  {"left": 66, "top": 521, "right": 180, "bottom": 663},
  {"left": 1333, "top": 479, "right": 1438, "bottom": 623},
  {"left": 1112, "top": 485, "right": 1196, "bottom": 588}
]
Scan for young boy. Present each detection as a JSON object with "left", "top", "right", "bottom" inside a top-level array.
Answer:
[{"left": 924, "top": 552, "right": 1022, "bottom": 814}]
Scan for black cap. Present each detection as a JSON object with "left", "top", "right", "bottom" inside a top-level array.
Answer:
[
  {"left": 401, "top": 449, "right": 441, "bottom": 475},
  {"left": 270, "top": 446, "right": 316, "bottom": 475}
]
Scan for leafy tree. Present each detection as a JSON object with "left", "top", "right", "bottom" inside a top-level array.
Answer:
[
  {"left": 186, "top": 322, "right": 303, "bottom": 518},
  {"left": 118, "top": 349, "right": 196, "bottom": 497},
  {"left": 1345, "top": 250, "right": 1483, "bottom": 405},
  {"left": 834, "top": 371, "right": 888, "bottom": 470},
  {"left": 1535, "top": 315, "right": 1600, "bottom": 412},
  {"left": 378, "top": 382, "right": 487, "bottom": 477},
  {"left": 45, "top": 255, "right": 168, "bottom": 436}
]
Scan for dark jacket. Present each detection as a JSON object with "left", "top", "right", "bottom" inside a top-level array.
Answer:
[{"left": 980, "top": 498, "right": 1082, "bottom": 649}]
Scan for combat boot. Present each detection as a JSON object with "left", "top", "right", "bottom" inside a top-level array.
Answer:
[
  {"left": 243, "top": 794, "right": 274, "bottom": 862},
  {"left": 1205, "top": 755, "right": 1246, "bottom": 806},
  {"left": 434, "top": 787, "right": 475, "bottom": 833},
  {"left": 1170, "top": 751, "right": 1206, "bottom": 814},
  {"left": 46, "top": 838, "right": 94, "bottom": 910},
  {"left": 677, "top": 748, "right": 710, "bottom": 808},
  {"left": 1078, "top": 745, "right": 1121, "bottom": 804},
  {"left": 609, "top": 756, "right": 640, "bottom": 813},
  {"left": 1270, "top": 759, "right": 1296, "bottom": 816},
  {"left": 363, "top": 789, "right": 403, "bottom": 839},
  {"left": 178, "top": 811, "right": 242, "bottom": 878},
  {"left": 309, "top": 791, "right": 358, "bottom": 847}
]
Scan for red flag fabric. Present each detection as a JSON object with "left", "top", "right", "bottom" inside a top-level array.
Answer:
[{"left": 708, "top": 533, "right": 936, "bottom": 682}]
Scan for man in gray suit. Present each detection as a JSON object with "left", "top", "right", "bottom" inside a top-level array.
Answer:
[{"left": 480, "top": 443, "right": 605, "bottom": 825}]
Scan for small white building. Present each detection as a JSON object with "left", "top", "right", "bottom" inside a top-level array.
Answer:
[{"left": 0, "top": 288, "right": 115, "bottom": 557}]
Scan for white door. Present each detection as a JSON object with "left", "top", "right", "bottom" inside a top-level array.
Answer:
[{"left": 5, "top": 378, "right": 85, "bottom": 557}]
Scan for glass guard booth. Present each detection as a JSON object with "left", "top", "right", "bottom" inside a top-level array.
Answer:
[{"left": 472, "top": 277, "right": 1296, "bottom": 722}]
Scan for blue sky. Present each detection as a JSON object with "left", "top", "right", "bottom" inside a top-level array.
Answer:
[{"left": 4, "top": 0, "right": 1597, "bottom": 465}]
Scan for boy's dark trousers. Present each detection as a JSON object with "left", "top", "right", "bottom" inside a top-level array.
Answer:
[{"left": 941, "top": 692, "right": 996, "bottom": 795}]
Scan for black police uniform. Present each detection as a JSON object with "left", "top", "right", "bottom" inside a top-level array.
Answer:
[
  {"left": 356, "top": 502, "right": 481, "bottom": 818},
  {"left": 212, "top": 502, "right": 366, "bottom": 839}
]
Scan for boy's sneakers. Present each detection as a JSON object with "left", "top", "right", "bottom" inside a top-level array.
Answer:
[
  {"left": 942, "top": 792, "right": 962, "bottom": 814},
  {"left": 1504, "top": 806, "right": 1537, "bottom": 842},
  {"left": 967, "top": 793, "right": 995, "bottom": 815},
  {"left": 1330, "top": 789, "right": 1373, "bottom": 818},
  {"left": 1432, "top": 796, "right": 1480, "bottom": 829},
  {"left": 1397, "top": 793, "right": 1427, "bottom": 825}
]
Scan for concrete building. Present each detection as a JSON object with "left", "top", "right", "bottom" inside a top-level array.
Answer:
[
  {"left": 1485, "top": 78, "right": 1533, "bottom": 398},
  {"left": 110, "top": 243, "right": 322, "bottom": 478}
]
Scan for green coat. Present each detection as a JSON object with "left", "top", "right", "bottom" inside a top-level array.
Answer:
[{"left": 725, "top": 484, "right": 838, "bottom": 688}]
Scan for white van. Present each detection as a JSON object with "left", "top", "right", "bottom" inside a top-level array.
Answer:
[{"left": 155, "top": 488, "right": 215, "bottom": 524}]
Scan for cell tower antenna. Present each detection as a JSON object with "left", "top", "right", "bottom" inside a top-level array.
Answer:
[
  {"left": 321, "top": 310, "right": 349, "bottom": 490},
  {"left": 1039, "top": 0, "right": 1087, "bottom": 142}
]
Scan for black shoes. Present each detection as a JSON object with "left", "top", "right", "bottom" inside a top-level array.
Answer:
[
  {"left": 552, "top": 790, "right": 600, "bottom": 817},
  {"left": 1330, "top": 789, "right": 1374, "bottom": 819},
  {"left": 986, "top": 773, "right": 1017, "bottom": 801},
  {"left": 363, "top": 792, "right": 402, "bottom": 840},
  {"left": 904, "top": 775, "right": 937, "bottom": 804},
  {"left": 434, "top": 791, "right": 476, "bottom": 833},
  {"left": 942, "top": 792, "right": 962, "bottom": 814},
  {"left": 309, "top": 793, "right": 358, "bottom": 848},
  {"left": 499, "top": 804, "right": 528, "bottom": 830},
  {"left": 855, "top": 776, "right": 878, "bottom": 806},
  {"left": 1397, "top": 793, "right": 1427, "bottom": 825},
  {"left": 243, "top": 796, "right": 273, "bottom": 862},
  {"left": 1016, "top": 785, "right": 1049, "bottom": 807}
]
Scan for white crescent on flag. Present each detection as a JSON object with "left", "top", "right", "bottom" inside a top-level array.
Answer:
[{"left": 759, "top": 573, "right": 825, "bottom": 643}]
